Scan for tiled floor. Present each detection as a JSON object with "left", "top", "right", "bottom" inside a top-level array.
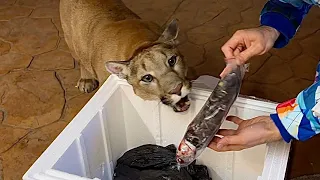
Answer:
[{"left": 0, "top": 0, "right": 319, "bottom": 179}]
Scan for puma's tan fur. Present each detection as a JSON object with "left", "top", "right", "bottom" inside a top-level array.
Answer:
[{"left": 59, "top": 0, "right": 191, "bottom": 112}]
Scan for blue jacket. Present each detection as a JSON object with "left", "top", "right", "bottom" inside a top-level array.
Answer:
[
  {"left": 260, "top": 0, "right": 319, "bottom": 142},
  {"left": 260, "top": 0, "right": 317, "bottom": 48}
]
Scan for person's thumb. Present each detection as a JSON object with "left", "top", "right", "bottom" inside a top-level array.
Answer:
[
  {"left": 219, "top": 58, "right": 238, "bottom": 78},
  {"left": 220, "top": 63, "right": 233, "bottom": 78},
  {"left": 216, "top": 135, "right": 242, "bottom": 149}
]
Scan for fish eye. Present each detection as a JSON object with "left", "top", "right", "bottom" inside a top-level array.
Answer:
[
  {"left": 177, "top": 158, "right": 184, "bottom": 164},
  {"left": 168, "top": 55, "right": 177, "bottom": 67},
  {"left": 141, "top": 74, "right": 153, "bottom": 82}
]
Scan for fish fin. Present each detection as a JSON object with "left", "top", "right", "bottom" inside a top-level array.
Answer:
[{"left": 244, "top": 63, "right": 250, "bottom": 72}]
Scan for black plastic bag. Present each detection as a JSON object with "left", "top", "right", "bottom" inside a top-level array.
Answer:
[{"left": 114, "top": 144, "right": 212, "bottom": 180}]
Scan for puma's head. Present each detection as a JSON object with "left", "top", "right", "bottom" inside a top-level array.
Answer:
[{"left": 106, "top": 19, "right": 191, "bottom": 112}]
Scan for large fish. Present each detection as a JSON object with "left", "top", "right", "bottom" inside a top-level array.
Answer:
[{"left": 176, "top": 61, "right": 247, "bottom": 167}]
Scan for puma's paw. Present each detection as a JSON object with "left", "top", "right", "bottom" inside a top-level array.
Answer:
[{"left": 76, "top": 78, "right": 99, "bottom": 93}]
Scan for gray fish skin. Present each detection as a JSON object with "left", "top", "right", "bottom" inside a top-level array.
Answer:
[{"left": 176, "top": 64, "right": 246, "bottom": 167}]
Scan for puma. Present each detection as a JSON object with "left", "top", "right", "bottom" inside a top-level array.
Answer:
[{"left": 59, "top": 0, "right": 191, "bottom": 112}]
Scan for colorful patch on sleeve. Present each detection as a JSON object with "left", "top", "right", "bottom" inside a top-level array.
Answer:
[{"left": 274, "top": 60, "right": 320, "bottom": 141}]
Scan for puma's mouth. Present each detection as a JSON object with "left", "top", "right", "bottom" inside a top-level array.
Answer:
[
  {"left": 160, "top": 83, "right": 191, "bottom": 112},
  {"left": 160, "top": 95, "right": 191, "bottom": 112},
  {"left": 173, "top": 95, "right": 190, "bottom": 112}
]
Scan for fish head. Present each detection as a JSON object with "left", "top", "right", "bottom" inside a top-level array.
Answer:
[{"left": 176, "top": 139, "right": 196, "bottom": 167}]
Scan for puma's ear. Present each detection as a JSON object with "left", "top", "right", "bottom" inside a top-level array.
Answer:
[
  {"left": 157, "top": 19, "right": 179, "bottom": 44},
  {"left": 105, "top": 61, "right": 130, "bottom": 79}
]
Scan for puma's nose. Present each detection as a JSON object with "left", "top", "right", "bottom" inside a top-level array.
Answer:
[{"left": 169, "top": 83, "right": 183, "bottom": 95}]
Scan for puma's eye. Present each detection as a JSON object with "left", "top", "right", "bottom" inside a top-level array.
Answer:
[
  {"left": 168, "top": 55, "right": 177, "bottom": 67},
  {"left": 141, "top": 74, "right": 153, "bottom": 82}
]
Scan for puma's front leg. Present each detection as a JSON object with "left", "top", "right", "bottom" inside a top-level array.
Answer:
[{"left": 77, "top": 65, "right": 99, "bottom": 93}]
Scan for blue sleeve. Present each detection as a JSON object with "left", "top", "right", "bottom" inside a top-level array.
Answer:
[
  {"left": 260, "top": 0, "right": 313, "bottom": 48},
  {"left": 270, "top": 62, "right": 320, "bottom": 143}
]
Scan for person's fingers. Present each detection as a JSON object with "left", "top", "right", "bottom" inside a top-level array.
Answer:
[
  {"left": 221, "top": 39, "right": 238, "bottom": 59},
  {"left": 221, "top": 32, "right": 244, "bottom": 58},
  {"left": 233, "top": 45, "right": 245, "bottom": 65},
  {"left": 216, "top": 135, "right": 245, "bottom": 150},
  {"left": 208, "top": 141, "right": 245, "bottom": 152},
  {"left": 211, "top": 136, "right": 222, "bottom": 143},
  {"left": 226, "top": 116, "right": 243, "bottom": 125},
  {"left": 219, "top": 58, "right": 238, "bottom": 78},
  {"left": 217, "top": 129, "right": 237, "bottom": 136},
  {"left": 219, "top": 64, "right": 233, "bottom": 78},
  {"left": 221, "top": 44, "right": 234, "bottom": 59},
  {"left": 208, "top": 141, "right": 219, "bottom": 150},
  {"left": 233, "top": 45, "right": 244, "bottom": 56},
  {"left": 236, "top": 43, "right": 264, "bottom": 64}
]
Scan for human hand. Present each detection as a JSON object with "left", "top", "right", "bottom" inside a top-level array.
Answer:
[
  {"left": 208, "top": 115, "right": 282, "bottom": 152},
  {"left": 220, "top": 26, "right": 280, "bottom": 78}
]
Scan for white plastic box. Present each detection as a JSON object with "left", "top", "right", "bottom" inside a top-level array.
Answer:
[{"left": 23, "top": 75, "right": 291, "bottom": 180}]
